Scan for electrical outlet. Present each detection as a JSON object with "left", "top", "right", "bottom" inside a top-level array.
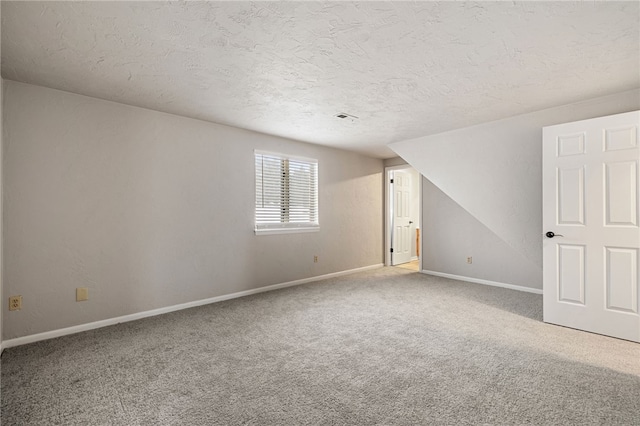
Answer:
[
  {"left": 76, "top": 287, "right": 89, "bottom": 302},
  {"left": 467, "top": 257, "right": 473, "bottom": 264},
  {"left": 9, "top": 295, "right": 22, "bottom": 311},
  {"left": 314, "top": 255, "right": 318, "bottom": 263}
]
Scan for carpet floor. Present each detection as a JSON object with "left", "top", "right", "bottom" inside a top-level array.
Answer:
[{"left": 2, "top": 267, "right": 639, "bottom": 425}]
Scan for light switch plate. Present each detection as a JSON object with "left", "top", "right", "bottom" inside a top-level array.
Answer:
[{"left": 76, "top": 287, "right": 89, "bottom": 302}]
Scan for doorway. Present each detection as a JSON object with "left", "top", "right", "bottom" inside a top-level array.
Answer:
[{"left": 385, "top": 165, "right": 422, "bottom": 271}]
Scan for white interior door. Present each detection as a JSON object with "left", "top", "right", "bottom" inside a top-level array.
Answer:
[
  {"left": 543, "top": 110, "right": 640, "bottom": 342},
  {"left": 392, "top": 170, "right": 412, "bottom": 265}
]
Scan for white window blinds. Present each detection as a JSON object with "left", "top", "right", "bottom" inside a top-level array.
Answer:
[{"left": 255, "top": 151, "right": 319, "bottom": 233}]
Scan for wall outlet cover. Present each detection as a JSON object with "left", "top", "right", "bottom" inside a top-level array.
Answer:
[{"left": 9, "top": 295, "right": 22, "bottom": 311}]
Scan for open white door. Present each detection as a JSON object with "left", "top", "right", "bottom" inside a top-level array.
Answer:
[
  {"left": 543, "top": 110, "right": 640, "bottom": 342},
  {"left": 392, "top": 170, "right": 412, "bottom": 265}
]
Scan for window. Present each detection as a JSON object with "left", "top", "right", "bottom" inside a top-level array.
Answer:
[{"left": 255, "top": 151, "right": 319, "bottom": 234}]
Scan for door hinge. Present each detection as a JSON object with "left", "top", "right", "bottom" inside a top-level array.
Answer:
[
  {"left": 390, "top": 248, "right": 394, "bottom": 253},
  {"left": 390, "top": 179, "right": 394, "bottom": 184}
]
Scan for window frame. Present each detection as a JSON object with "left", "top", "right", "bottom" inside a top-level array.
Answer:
[{"left": 254, "top": 150, "right": 319, "bottom": 235}]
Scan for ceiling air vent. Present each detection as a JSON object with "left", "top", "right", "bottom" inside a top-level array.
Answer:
[{"left": 335, "top": 113, "right": 358, "bottom": 120}]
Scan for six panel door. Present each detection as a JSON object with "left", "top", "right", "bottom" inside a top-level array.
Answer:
[
  {"left": 392, "top": 170, "right": 413, "bottom": 266},
  {"left": 542, "top": 110, "right": 640, "bottom": 342}
]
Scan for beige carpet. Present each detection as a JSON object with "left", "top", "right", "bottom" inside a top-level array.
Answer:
[{"left": 2, "top": 267, "right": 639, "bottom": 425}]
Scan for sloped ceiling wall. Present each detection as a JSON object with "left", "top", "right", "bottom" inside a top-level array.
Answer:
[
  {"left": 392, "top": 112, "right": 544, "bottom": 269},
  {"left": 389, "top": 89, "right": 640, "bottom": 283},
  {"left": 421, "top": 176, "right": 543, "bottom": 289}
]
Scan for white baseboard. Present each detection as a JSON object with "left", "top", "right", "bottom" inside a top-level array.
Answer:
[
  {"left": 3, "top": 263, "right": 384, "bottom": 349},
  {"left": 421, "top": 270, "right": 543, "bottom": 295}
]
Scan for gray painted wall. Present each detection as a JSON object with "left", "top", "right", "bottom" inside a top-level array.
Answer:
[
  {"left": 422, "top": 177, "right": 542, "bottom": 288},
  {"left": 383, "top": 157, "right": 408, "bottom": 168},
  {"left": 393, "top": 89, "right": 640, "bottom": 290},
  {"left": 3, "top": 81, "right": 384, "bottom": 339}
]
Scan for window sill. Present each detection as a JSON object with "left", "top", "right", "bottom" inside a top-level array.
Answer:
[{"left": 255, "top": 227, "right": 320, "bottom": 236}]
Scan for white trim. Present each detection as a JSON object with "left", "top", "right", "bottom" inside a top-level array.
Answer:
[
  {"left": 2, "top": 264, "right": 384, "bottom": 349},
  {"left": 421, "top": 270, "right": 543, "bottom": 295},
  {"left": 255, "top": 226, "right": 320, "bottom": 236}
]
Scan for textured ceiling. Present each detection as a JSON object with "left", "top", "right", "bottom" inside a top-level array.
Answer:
[{"left": 2, "top": 1, "right": 639, "bottom": 158}]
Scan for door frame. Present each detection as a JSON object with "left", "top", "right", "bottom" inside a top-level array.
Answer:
[{"left": 385, "top": 164, "right": 422, "bottom": 269}]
